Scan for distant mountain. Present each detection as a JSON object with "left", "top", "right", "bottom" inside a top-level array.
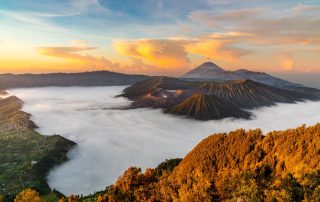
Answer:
[
  {"left": 120, "top": 77, "right": 319, "bottom": 120},
  {"left": 181, "top": 62, "right": 301, "bottom": 88},
  {"left": 166, "top": 93, "right": 251, "bottom": 120},
  {"left": 0, "top": 71, "right": 149, "bottom": 89}
]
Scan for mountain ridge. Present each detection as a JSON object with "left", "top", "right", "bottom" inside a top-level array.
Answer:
[
  {"left": 120, "top": 76, "right": 320, "bottom": 120},
  {"left": 0, "top": 71, "right": 149, "bottom": 89},
  {"left": 181, "top": 62, "right": 302, "bottom": 88}
]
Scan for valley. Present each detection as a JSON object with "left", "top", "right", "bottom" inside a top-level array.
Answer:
[
  {"left": 9, "top": 86, "right": 320, "bottom": 196},
  {"left": 1, "top": 63, "right": 320, "bottom": 200},
  {"left": 2, "top": 0, "right": 320, "bottom": 200}
]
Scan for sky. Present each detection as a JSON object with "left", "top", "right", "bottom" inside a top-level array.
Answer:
[{"left": 0, "top": 0, "right": 320, "bottom": 76}]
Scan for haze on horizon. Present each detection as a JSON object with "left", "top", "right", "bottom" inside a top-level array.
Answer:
[{"left": 0, "top": 0, "right": 319, "bottom": 78}]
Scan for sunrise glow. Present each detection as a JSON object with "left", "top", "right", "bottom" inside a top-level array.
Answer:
[{"left": 0, "top": 0, "right": 319, "bottom": 75}]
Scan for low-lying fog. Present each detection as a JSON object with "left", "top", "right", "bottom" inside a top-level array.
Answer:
[{"left": 9, "top": 86, "right": 320, "bottom": 195}]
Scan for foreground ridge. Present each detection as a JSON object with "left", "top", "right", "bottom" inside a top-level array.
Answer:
[{"left": 95, "top": 123, "right": 320, "bottom": 201}]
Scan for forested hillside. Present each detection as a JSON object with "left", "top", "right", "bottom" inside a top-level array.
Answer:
[
  {"left": 97, "top": 124, "right": 320, "bottom": 201},
  {"left": 0, "top": 96, "right": 75, "bottom": 201}
]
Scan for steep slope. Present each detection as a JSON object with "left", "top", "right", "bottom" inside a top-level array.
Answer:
[
  {"left": 181, "top": 62, "right": 301, "bottom": 88},
  {"left": 166, "top": 93, "right": 251, "bottom": 120},
  {"left": 0, "top": 71, "right": 148, "bottom": 88},
  {"left": 197, "top": 79, "right": 311, "bottom": 108},
  {"left": 182, "top": 62, "right": 240, "bottom": 80},
  {"left": 0, "top": 96, "right": 75, "bottom": 198},
  {"left": 234, "top": 69, "right": 300, "bottom": 87},
  {"left": 121, "top": 76, "right": 198, "bottom": 99}
]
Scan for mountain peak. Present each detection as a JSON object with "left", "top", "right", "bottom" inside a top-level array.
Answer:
[
  {"left": 181, "top": 62, "right": 226, "bottom": 79},
  {"left": 166, "top": 93, "right": 251, "bottom": 120},
  {"left": 196, "top": 62, "right": 225, "bottom": 72}
]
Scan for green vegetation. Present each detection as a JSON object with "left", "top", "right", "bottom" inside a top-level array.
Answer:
[{"left": 0, "top": 96, "right": 75, "bottom": 201}]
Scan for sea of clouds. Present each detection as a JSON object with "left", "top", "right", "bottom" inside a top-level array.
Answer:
[{"left": 9, "top": 86, "right": 320, "bottom": 195}]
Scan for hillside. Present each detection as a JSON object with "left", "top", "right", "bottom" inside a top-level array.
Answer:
[
  {"left": 0, "top": 89, "right": 7, "bottom": 96},
  {"left": 197, "top": 79, "right": 311, "bottom": 108},
  {"left": 120, "top": 77, "right": 319, "bottom": 120},
  {"left": 100, "top": 123, "right": 320, "bottom": 201},
  {"left": 166, "top": 93, "right": 251, "bottom": 120},
  {"left": 120, "top": 76, "right": 197, "bottom": 99},
  {"left": 0, "top": 71, "right": 148, "bottom": 89},
  {"left": 0, "top": 96, "right": 75, "bottom": 200},
  {"left": 181, "top": 62, "right": 302, "bottom": 88}
]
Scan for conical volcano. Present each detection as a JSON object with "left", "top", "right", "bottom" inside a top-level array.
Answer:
[{"left": 166, "top": 93, "right": 251, "bottom": 120}]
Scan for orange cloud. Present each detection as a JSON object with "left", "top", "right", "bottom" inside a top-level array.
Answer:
[
  {"left": 69, "top": 40, "right": 89, "bottom": 47},
  {"left": 277, "top": 54, "right": 294, "bottom": 71},
  {"left": 185, "top": 35, "right": 251, "bottom": 62},
  {"left": 36, "top": 46, "right": 183, "bottom": 75},
  {"left": 113, "top": 39, "right": 190, "bottom": 69},
  {"left": 36, "top": 46, "right": 121, "bottom": 69}
]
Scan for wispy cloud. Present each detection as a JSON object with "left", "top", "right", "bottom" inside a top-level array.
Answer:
[
  {"left": 291, "top": 4, "right": 320, "bottom": 13},
  {"left": 36, "top": 46, "right": 120, "bottom": 69},
  {"left": 188, "top": 7, "right": 266, "bottom": 28},
  {"left": 0, "top": 0, "right": 109, "bottom": 32}
]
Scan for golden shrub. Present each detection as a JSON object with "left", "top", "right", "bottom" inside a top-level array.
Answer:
[{"left": 14, "top": 189, "right": 42, "bottom": 202}]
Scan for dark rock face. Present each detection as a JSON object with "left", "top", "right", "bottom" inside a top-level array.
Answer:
[
  {"left": 120, "top": 76, "right": 319, "bottom": 120},
  {"left": 181, "top": 62, "right": 302, "bottom": 88},
  {"left": 166, "top": 93, "right": 251, "bottom": 120}
]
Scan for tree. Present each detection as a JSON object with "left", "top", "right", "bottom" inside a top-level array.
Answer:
[
  {"left": 58, "top": 197, "right": 66, "bottom": 202},
  {"left": 280, "top": 173, "right": 304, "bottom": 201},
  {"left": 67, "top": 195, "right": 80, "bottom": 202},
  {"left": 97, "top": 195, "right": 106, "bottom": 202},
  {"left": 14, "top": 189, "right": 42, "bottom": 202}
]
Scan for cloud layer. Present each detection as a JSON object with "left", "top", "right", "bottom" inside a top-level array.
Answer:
[{"left": 10, "top": 86, "right": 320, "bottom": 195}]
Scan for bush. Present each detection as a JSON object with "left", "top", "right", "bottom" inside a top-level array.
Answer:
[{"left": 14, "top": 189, "right": 42, "bottom": 202}]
